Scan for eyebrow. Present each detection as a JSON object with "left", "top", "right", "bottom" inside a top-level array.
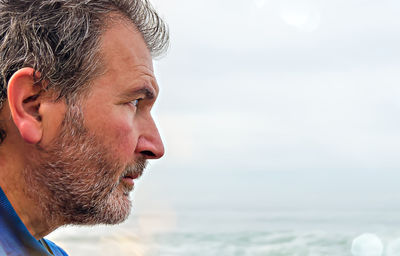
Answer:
[{"left": 126, "top": 86, "right": 156, "bottom": 100}]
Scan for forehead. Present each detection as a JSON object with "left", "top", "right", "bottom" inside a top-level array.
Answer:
[
  {"left": 94, "top": 18, "right": 158, "bottom": 94},
  {"left": 101, "top": 18, "right": 153, "bottom": 68}
]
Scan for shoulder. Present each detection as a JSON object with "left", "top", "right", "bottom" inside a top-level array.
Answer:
[{"left": 43, "top": 239, "right": 69, "bottom": 256}]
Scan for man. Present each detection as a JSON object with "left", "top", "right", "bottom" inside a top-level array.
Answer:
[{"left": 0, "top": 0, "right": 169, "bottom": 255}]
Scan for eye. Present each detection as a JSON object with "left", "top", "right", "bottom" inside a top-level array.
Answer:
[
  {"left": 131, "top": 99, "right": 139, "bottom": 106},
  {"left": 129, "top": 98, "right": 142, "bottom": 108}
]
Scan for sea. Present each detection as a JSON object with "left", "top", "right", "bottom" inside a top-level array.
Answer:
[{"left": 47, "top": 209, "right": 400, "bottom": 256}]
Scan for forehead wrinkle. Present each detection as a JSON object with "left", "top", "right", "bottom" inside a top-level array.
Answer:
[{"left": 133, "top": 67, "right": 159, "bottom": 95}]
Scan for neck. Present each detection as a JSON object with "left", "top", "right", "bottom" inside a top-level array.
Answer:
[
  {"left": 1, "top": 183, "right": 57, "bottom": 239},
  {"left": 0, "top": 133, "right": 60, "bottom": 239}
]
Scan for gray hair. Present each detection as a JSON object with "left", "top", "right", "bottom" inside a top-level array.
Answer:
[{"left": 0, "top": 0, "right": 169, "bottom": 144}]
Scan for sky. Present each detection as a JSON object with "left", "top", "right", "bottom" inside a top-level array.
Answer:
[{"left": 131, "top": 0, "right": 400, "bottom": 213}]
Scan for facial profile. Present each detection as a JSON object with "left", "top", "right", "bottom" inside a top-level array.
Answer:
[{"left": 22, "top": 19, "right": 163, "bottom": 227}]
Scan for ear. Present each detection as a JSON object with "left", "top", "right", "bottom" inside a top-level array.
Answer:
[{"left": 7, "top": 67, "right": 44, "bottom": 144}]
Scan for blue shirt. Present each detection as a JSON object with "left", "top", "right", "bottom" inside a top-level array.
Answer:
[{"left": 0, "top": 187, "right": 68, "bottom": 256}]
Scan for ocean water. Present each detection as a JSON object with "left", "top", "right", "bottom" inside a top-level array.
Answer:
[{"left": 47, "top": 210, "right": 400, "bottom": 256}]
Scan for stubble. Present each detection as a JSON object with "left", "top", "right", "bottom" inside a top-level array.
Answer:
[{"left": 24, "top": 102, "right": 147, "bottom": 227}]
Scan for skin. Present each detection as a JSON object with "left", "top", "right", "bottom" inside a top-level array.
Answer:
[{"left": 0, "top": 19, "right": 164, "bottom": 239}]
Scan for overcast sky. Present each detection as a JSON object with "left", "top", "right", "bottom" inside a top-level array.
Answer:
[{"left": 131, "top": 0, "right": 400, "bottom": 213}]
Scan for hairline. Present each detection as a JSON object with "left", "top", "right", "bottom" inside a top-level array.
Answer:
[{"left": 67, "top": 13, "right": 151, "bottom": 104}]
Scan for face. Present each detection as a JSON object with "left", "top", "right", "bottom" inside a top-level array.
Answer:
[{"left": 24, "top": 20, "right": 164, "bottom": 225}]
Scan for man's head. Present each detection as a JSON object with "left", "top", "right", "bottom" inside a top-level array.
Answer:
[
  {"left": 0, "top": 0, "right": 169, "bottom": 140},
  {"left": 0, "top": 0, "right": 169, "bottom": 235}
]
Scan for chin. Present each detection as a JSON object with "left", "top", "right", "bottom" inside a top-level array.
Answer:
[
  {"left": 98, "top": 187, "right": 133, "bottom": 225},
  {"left": 68, "top": 187, "right": 133, "bottom": 226}
]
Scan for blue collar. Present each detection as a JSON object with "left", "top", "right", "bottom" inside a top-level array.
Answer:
[{"left": 0, "top": 187, "right": 53, "bottom": 255}]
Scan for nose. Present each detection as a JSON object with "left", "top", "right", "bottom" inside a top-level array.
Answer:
[{"left": 135, "top": 119, "right": 165, "bottom": 159}]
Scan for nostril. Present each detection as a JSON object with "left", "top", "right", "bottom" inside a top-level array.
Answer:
[{"left": 141, "top": 150, "right": 156, "bottom": 157}]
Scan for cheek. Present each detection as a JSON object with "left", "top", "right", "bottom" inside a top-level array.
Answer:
[
  {"left": 84, "top": 101, "right": 138, "bottom": 161},
  {"left": 106, "top": 119, "right": 138, "bottom": 161}
]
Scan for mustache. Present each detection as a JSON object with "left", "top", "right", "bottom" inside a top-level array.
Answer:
[{"left": 120, "top": 158, "right": 148, "bottom": 179}]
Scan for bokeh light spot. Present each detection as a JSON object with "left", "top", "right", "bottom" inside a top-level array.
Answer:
[{"left": 351, "top": 233, "right": 383, "bottom": 256}]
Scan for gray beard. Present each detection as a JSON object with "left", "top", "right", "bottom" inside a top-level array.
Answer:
[{"left": 23, "top": 103, "right": 147, "bottom": 227}]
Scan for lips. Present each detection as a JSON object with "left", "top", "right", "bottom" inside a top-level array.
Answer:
[
  {"left": 121, "top": 167, "right": 143, "bottom": 180},
  {"left": 119, "top": 161, "right": 146, "bottom": 190},
  {"left": 121, "top": 172, "right": 142, "bottom": 188},
  {"left": 123, "top": 173, "right": 140, "bottom": 180}
]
